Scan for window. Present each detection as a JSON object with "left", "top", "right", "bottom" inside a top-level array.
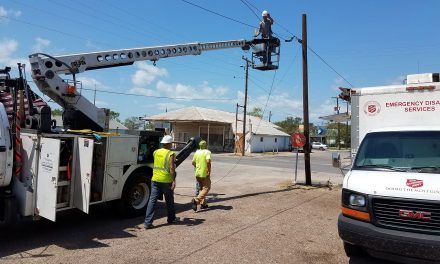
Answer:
[
  {"left": 177, "top": 132, "right": 189, "bottom": 142},
  {"left": 260, "top": 137, "right": 264, "bottom": 142},
  {"left": 354, "top": 131, "right": 440, "bottom": 172},
  {"left": 275, "top": 138, "right": 277, "bottom": 143}
]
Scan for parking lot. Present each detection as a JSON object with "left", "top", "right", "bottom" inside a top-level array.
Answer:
[{"left": 0, "top": 150, "right": 390, "bottom": 264}]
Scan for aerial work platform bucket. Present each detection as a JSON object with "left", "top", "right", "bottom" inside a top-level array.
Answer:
[{"left": 250, "top": 38, "right": 280, "bottom": 71}]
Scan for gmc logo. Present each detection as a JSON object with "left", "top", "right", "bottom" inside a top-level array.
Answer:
[{"left": 399, "top": 209, "right": 431, "bottom": 221}]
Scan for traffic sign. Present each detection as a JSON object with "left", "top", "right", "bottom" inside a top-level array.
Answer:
[{"left": 291, "top": 133, "right": 306, "bottom": 148}]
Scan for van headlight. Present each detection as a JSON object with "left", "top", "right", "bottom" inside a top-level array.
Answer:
[{"left": 349, "top": 194, "right": 366, "bottom": 207}]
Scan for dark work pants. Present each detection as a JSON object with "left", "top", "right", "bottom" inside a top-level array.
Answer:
[{"left": 144, "top": 181, "right": 176, "bottom": 225}]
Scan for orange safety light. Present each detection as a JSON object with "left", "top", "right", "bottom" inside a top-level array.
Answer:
[
  {"left": 341, "top": 207, "right": 370, "bottom": 222},
  {"left": 67, "top": 85, "right": 76, "bottom": 94}
]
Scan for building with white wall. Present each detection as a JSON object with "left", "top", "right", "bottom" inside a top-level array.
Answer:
[{"left": 142, "top": 107, "right": 290, "bottom": 153}]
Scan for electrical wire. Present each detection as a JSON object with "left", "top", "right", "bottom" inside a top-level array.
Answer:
[
  {"left": 307, "top": 46, "right": 354, "bottom": 88},
  {"left": 0, "top": 15, "right": 113, "bottom": 48},
  {"left": 239, "top": 0, "right": 260, "bottom": 21},
  {"left": 181, "top": 0, "right": 257, "bottom": 29},
  {"left": 239, "top": 0, "right": 296, "bottom": 41},
  {"left": 71, "top": 87, "right": 236, "bottom": 102}
]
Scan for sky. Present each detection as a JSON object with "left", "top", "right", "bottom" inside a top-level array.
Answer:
[{"left": 1, "top": 0, "right": 440, "bottom": 125}]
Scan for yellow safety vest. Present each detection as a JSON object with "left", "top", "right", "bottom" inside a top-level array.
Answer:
[{"left": 152, "top": 148, "right": 174, "bottom": 183}]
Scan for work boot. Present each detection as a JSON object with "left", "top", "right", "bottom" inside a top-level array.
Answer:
[
  {"left": 191, "top": 198, "right": 197, "bottom": 212},
  {"left": 144, "top": 224, "right": 154, "bottom": 229},
  {"left": 168, "top": 217, "right": 181, "bottom": 224}
]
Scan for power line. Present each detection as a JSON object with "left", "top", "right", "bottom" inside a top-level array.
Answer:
[
  {"left": 240, "top": 0, "right": 260, "bottom": 21},
  {"left": 181, "top": 0, "right": 256, "bottom": 29},
  {"left": 75, "top": 87, "right": 237, "bottom": 101},
  {"left": 307, "top": 45, "right": 354, "bottom": 87},
  {"left": 0, "top": 15, "right": 113, "bottom": 48},
  {"left": 240, "top": 0, "right": 297, "bottom": 41}
]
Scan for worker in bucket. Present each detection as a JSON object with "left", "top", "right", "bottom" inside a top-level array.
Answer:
[
  {"left": 255, "top": 10, "right": 274, "bottom": 39},
  {"left": 255, "top": 10, "right": 275, "bottom": 65},
  {"left": 191, "top": 140, "right": 212, "bottom": 211},
  {"left": 144, "top": 135, "right": 180, "bottom": 229}
]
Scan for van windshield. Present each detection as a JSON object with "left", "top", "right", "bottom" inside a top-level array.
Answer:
[{"left": 354, "top": 131, "right": 440, "bottom": 173}]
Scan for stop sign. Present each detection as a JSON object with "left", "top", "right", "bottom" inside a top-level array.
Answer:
[{"left": 291, "top": 133, "right": 306, "bottom": 148}]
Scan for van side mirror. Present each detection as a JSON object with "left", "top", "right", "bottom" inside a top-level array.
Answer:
[{"left": 332, "top": 152, "right": 341, "bottom": 168}]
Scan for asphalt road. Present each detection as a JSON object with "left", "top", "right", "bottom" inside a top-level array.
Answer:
[{"left": 0, "top": 150, "right": 392, "bottom": 264}]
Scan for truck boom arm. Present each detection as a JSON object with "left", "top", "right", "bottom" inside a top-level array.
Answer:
[{"left": 28, "top": 39, "right": 250, "bottom": 131}]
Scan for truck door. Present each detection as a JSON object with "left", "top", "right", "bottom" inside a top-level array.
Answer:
[
  {"left": 36, "top": 137, "right": 61, "bottom": 222},
  {"left": 73, "top": 137, "right": 94, "bottom": 214}
]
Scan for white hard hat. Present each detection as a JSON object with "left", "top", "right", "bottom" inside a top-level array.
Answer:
[
  {"left": 262, "top": 10, "right": 269, "bottom": 17},
  {"left": 160, "top": 135, "right": 173, "bottom": 144}
]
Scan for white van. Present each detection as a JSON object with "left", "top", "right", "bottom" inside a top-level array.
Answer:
[{"left": 338, "top": 74, "right": 440, "bottom": 262}]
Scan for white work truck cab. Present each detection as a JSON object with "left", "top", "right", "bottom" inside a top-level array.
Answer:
[{"left": 337, "top": 73, "right": 440, "bottom": 262}]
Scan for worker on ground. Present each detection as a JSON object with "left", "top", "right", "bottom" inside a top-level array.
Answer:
[
  {"left": 255, "top": 10, "right": 274, "bottom": 65},
  {"left": 144, "top": 135, "right": 179, "bottom": 229},
  {"left": 191, "top": 140, "right": 211, "bottom": 211}
]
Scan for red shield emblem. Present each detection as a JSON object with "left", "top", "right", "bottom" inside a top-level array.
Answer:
[
  {"left": 368, "top": 104, "right": 376, "bottom": 113},
  {"left": 406, "top": 179, "right": 423, "bottom": 188}
]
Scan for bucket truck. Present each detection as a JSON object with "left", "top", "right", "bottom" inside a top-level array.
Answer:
[{"left": 0, "top": 37, "right": 280, "bottom": 225}]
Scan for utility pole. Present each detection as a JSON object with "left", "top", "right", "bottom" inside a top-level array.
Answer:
[
  {"left": 242, "top": 57, "right": 250, "bottom": 156},
  {"left": 333, "top": 96, "right": 340, "bottom": 150},
  {"left": 301, "top": 14, "right": 312, "bottom": 186},
  {"left": 269, "top": 111, "right": 272, "bottom": 122},
  {"left": 235, "top": 103, "right": 244, "bottom": 155}
]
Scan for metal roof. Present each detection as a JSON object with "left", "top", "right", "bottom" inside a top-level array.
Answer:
[{"left": 142, "top": 107, "right": 289, "bottom": 137}]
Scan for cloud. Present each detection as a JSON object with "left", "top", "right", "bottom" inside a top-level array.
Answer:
[
  {"left": 386, "top": 75, "right": 406, "bottom": 85},
  {"left": 0, "top": 38, "right": 27, "bottom": 65},
  {"left": 127, "top": 87, "right": 159, "bottom": 97},
  {"left": 156, "top": 80, "right": 229, "bottom": 100},
  {"left": 0, "top": 39, "right": 17, "bottom": 60},
  {"left": 94, "top": 100, "right": 109, "bottom": 107},
  {"left": 32, "top": 37, "right": 50, "bottom": 53},
  {"left": 77, "top": 77, "right": 109, "bottom": 91},
  {"left": 156, "top": 102, "right": 186, "bottom": 111},
  {"left": 0, "top": 6, "right": 21, "bottom": 18},
  {"left": 310, "top": 99, "right": 345, "bottom": 123},
  {"left": 131, "top": 62, "right": 168, "bottom": 87},
  {"left": 239, "top": 91, "right": 303, "bottom": 115},
  {"left": 331, "top": 77, "right": 347, "bottom": 91}
]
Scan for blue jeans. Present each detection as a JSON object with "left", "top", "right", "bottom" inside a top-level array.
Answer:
[{"left": 145, "top": 181, "right": 176, "bottom": 225}]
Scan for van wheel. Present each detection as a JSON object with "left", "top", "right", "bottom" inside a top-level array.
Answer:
[
  {"left": 0, "top": 195, "right": 17, "bottom": 226},
  {"left": 119, "top": 173, "right": 151, "bottom": 217},
  {"left": 319, "top": 147, "right": 324, "bottom": 151},
  {"left": 343, "top": 242, "right": 364, "bottom": 257}
]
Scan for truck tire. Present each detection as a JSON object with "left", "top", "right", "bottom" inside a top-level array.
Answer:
[
  {"left": 118, "top": 173, "right": 151, "bottom": 217},
  {"left": 0, "top": 196, "right": 18, "bottom": 226},
  {"left": 343, "top": 242, "right": 364, "bottom": 257}
]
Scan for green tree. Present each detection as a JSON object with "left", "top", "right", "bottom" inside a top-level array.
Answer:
[
  {"left": 124, "top": 116, "right": 141, "bottom": 130},
  {"left": 274, "top": 116, "right": 302, "bottom": 135},
  {"left": 109, "top": 111, "right": 121, "bottom": 122},
  {"left": 52, "top": 108, "right": 63, "bottom": 116},
  {"left": 248, "top": 106, "right": 263, "bottom": 118},
  {"left": 326, "top": 122, "right": 351, "bottom": 148}
]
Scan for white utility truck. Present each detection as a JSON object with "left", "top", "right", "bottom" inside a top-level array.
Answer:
[
  {"left": 0, "top": 37, "right": 280, "bottom": 225},
  {"left": 337, "top": 73, "right": 440, "bottom": 262}
]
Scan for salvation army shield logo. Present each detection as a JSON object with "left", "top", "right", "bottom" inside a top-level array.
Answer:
[
  {"left": 406, "top": 179, "right": 423, "bottom": 188},
  {"left": 364, "top": 101, "right": 381, "bottom": 116}
]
